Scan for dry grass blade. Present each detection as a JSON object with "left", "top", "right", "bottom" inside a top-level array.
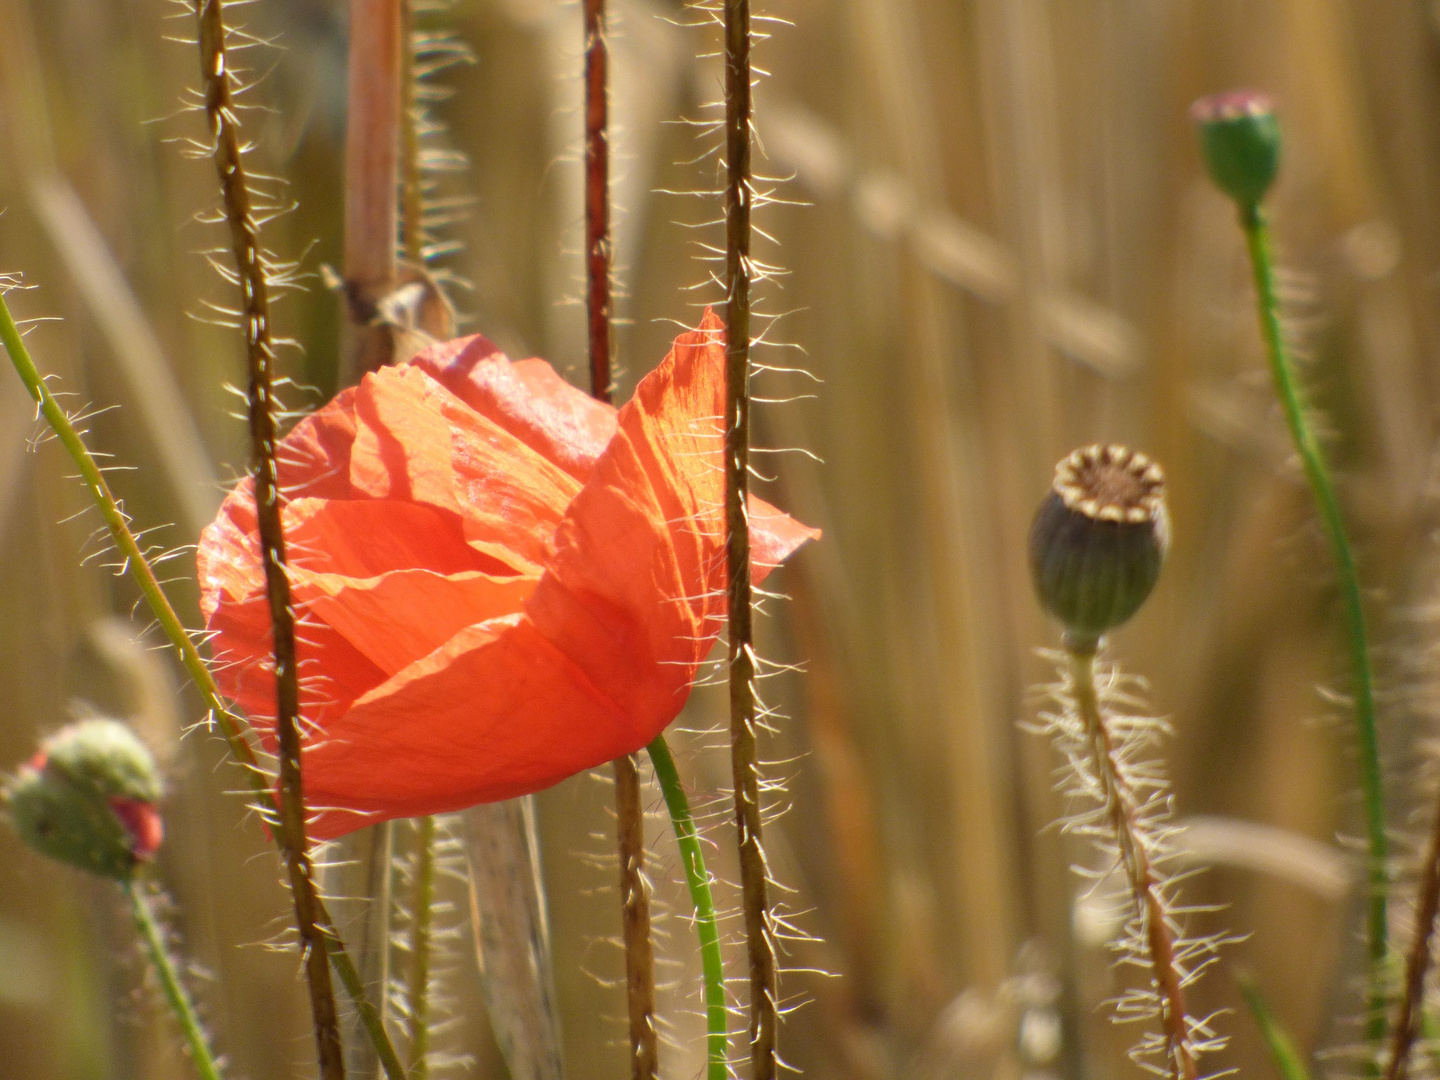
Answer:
[{"left": 464, "top": 800, "right": 565, "bottom": 1080}]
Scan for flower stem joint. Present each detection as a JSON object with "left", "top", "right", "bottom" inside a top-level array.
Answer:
[
  {"left": 5, "top": 719, "right": 164, "bottom": 881},
  {"left": 1029, "top": 445, "right": 1170, "bottom": 651},
  {"left": 1190, "top": 91, "right": 1280, "bottom": 208}
]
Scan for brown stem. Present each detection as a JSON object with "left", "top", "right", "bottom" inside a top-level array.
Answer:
[
  {"left": 583, "top": 5, "right": 655, "bottom": 1071},
  {"left": 343, "top": 0, "right": 402, "bottom": 377},
  {"left": 1067, "top": 645, "right": 1196, "bottom": 1080},
  {"left": 723, "top": 1, "right": 775, "bottom": 1077},
  {"left": 1385, "top": 789, "right": 1440, "bottom": 1080},
  {"left": 584, "top": 0, "right": 612, "bottom": 406},
  {"left": 614, "top": 753, "right": 657, "bottom": 1080},
  {"left": 399, "top": 0, "right": 423, "bottom": 267},
  {"left": 193, "top": 2, "right": 345, "bottom": 1076}
]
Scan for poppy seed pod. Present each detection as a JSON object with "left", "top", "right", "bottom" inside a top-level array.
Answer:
[
  {"left": 1191, "top": 91, "right": 1280, "bottom": 207},
  {"left": 1029, "top": 445, "right": 1170, "bottom": 642},
  {"left": 5, "top": 718, "right": 164, "bottom": 880}
]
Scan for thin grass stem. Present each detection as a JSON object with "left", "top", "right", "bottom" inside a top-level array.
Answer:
[
  {"left": 127, "top": 878, "right": 225, "bottom": 1080},
  {"left": 1237, "top": 971, "right": 1314, "bottom": 1080},
  {"left": 646, "top": 735, "right": 727, "bottom": 1080},
  {"left": 1067, "top": 641, "right": 1197, "bottom": 1080},
  {"left": 0, "top": 289, "right": 406, "bottom": 1080},
  {"left": 1238, "top": 204, "right": 1388, "bottom": 1043}
]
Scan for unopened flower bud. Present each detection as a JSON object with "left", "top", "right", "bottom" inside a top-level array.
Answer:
[
  {"left": 1029, "top": 445, "right": 1170, "bottom": 642},
  {"left": 1191, "top": 91, "right": 1280, "bottom": 207},
  {"left": 5, "top": 719, "right": 164, "bottom": 880}
]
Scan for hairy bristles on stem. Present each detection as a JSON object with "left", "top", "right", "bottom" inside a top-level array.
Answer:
[
  {"left": 716, "top": 0, "right": 782, "bottom": 1074},
  {"left": 0, "top": 284, "right": 402, "bottom": 1076},
  {"left": 1033, "top": 642, "right": 1225, "bottom": 1080},
  {"left": 581, "top": 0, "right": 660, "bottom": 1073},
  {"left": 190, "top": 0, "right": 343, "bottom": 1073}
]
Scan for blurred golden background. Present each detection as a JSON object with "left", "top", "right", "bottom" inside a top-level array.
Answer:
[{"left": 2, "top": 1, "right": 1439, "bottom": 1078}]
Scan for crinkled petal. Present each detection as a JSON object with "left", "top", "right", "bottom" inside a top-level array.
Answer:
[
  {"left": 348, "top": 365, "right": 582, "bottom": 575},
  {"left": 292, "top": 567, "right": 537, "bottom": 678},
  {"left": 413, "top": 334, "right": 619, "bottom": 482},
  {"left": 298, "top": 310, "right": 818, "bottom": 835}
]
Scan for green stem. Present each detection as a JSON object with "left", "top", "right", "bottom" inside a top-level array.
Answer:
[
  {"left": 1239, "top": 205, "right": 1388, "bottom": 1027},
  {"left": 407, "top": 815, "right": 437, "bottom": 1079},
  {"left": 646, "top": 735, "right": 727, "bottom": 1080},
  {"left": 127, "top": 878, "right": 224, "bottom": 1080},
  {"left": 0, "top": 290, "right": 407, "bottom": 1080},
  {"left": 1237, "top": 971, "right": 1313, "bottom": 1080}
]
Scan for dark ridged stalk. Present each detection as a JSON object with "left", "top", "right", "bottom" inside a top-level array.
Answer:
[
  {"left": 1386, "top": 800, "right": 1440, "bottom": 1080},
  {"left": 0, "top": 290, "right": 405, "bottom": 1080},
  {"left": 194, "top": 1, "right": 342, "bottom": 1073},
  {"left": 584, "top": 2, "right": 658, "bottom": 1069},
  {"left": 723, "top": 0, "right": 776, "bottom": 1076},
  {"left": 613, "top": 753, "right": 657, "bottom": 1080}
]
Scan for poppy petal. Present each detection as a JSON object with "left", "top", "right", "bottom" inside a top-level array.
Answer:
[
  {"left": 302, "top": 615, "right": 634, "bottom": 838},
  {"left": 291, "top": 567, "right": 538, "bottom": 678},
  {"left": 348, "top": 365, "right": 582, "bottom": 575},
  {"left": 413, "top": 335, "right": 619, "bottom": 482},
  {"left": 295, "top": 311, "right": 818, "bottom": 835}
]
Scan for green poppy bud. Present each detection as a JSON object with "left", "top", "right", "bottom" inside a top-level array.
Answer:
[
  {"left": 5, "top": 718, "right": 164, "bottom": 881},
  {"left": 1029, "top": 445, "right": 1170, "bottom": 643},
  {"left": 1191, "top": 91, "right": 1280, "bottom": 207}
]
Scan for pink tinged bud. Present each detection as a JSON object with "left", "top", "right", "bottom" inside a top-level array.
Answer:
[
  {"left": 4, "top": 719, "right": 164, "bottom": 881},
  {"left": 1190, "top": 90, "right": 1281, "bottom": 207},
  {"left": 108, "top": 796, "right": 165, "bottom": 861}
]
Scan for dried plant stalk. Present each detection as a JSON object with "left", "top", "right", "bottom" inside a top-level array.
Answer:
[
  {"left": 1032, "top": 633, "right": 1227, "bottom": 1080},
  {"left": 614, "top": 753, "right": 657, "bottom": 1080},
  {"left": 343, "top": 0, "right": 402, "bottom": 376},
  {"left": 723, "top": 0, "right": 777, "bottom": 1076},
  {"left": 1386, "top": 808, "right": 1440, "bottom": 1080},
  {"left": 192, "top": 1, "right": 343, "bottom": 1073},
  {"left": 1065, "top": 642, "right": 1197, "bottom": 1080}
]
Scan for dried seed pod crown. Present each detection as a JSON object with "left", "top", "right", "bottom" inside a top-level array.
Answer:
[{"left": 1029, "top": 444, "right": 1170, "bottom": 642}]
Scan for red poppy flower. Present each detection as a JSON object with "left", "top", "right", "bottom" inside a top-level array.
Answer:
[{"left": 197, "top": 310, "right": 817, "bottom": 838}]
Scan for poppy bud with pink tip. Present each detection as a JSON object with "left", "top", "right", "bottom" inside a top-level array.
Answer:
[
  {"left": 1029, "top": 445, "right": 1170, "bottom": 642},
  {"left": 1191, "top": 91, "right": 1280, "bottom": 207},
  {"left": 5, "top": 719, "right": 164, "bottom": 880}
]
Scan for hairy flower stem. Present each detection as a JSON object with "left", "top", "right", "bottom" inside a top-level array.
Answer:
[
  {"left": 1238, "top": 203, "right": 1389, "bottom": 1037},
  {"left": 0, "top": 292, "right": 406, "bottom": 1080},
  {"left": 723, "top": 0, "right": 776, "bottom": 1077},
  {"left": 583, "top": 0, "right": 657, "bottom": 1073},
  {"left": 127, "top": 878, "right": 224, "bottom": 1080},
  {"left": 1067, "top": 641, "right": 1197, "bottom": 1080},
  {"left": 646, "top": 735, "right": 727, "bottom": 1080},
  {"left": 1385, "top": 802, "right": 1440, "bottom": 1080},
  {"left": 614, "top": 753, "right": 657, "bottom": 1080},
  {"left": 193, "top": 1, "right": 344, "bottom": 1073},
  {"left": 406, "top": 814, "right": 437, "bottom": 1079},
  {"left": 584, "top": 0, "right": 613, "bottom": 407}
]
